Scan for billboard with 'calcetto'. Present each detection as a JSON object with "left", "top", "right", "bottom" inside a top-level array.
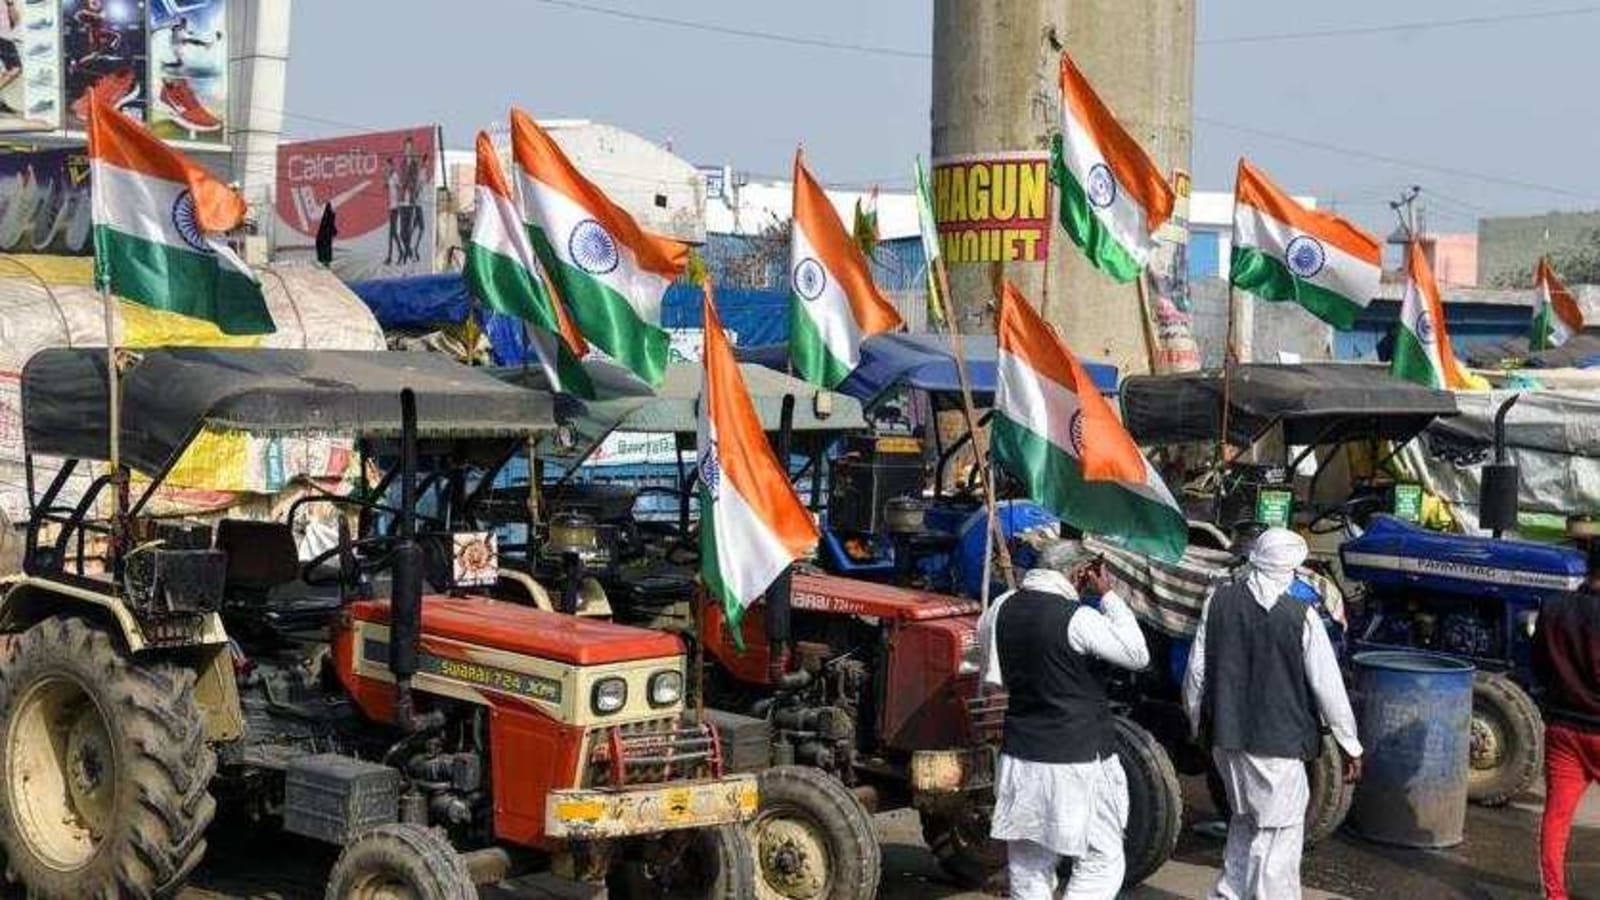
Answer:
[{"left": 274, "top": 126, "right": 438, "bottom": 281}]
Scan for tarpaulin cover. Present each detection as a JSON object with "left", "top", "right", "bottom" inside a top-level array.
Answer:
[
  {"left": 348, "top": 275, "right": 791, "bottom": 366},
  {"left": 1395, "top": 389, "right": 1600, "bottom": 532},
  {"left": 1121, "top": 364, "right": 1458, "bottom": 447},
  {"left": 23, "top": 349, "right": 556, "bottom": 475},
  {"left": 1462, "top": 333, "right": 1600, "bottom": 371},
  {"left": 738, "top": 333, "right": 1119, "bottom": 408}
]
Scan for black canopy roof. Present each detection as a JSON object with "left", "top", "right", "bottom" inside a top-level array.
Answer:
[
  {"left": 23, "top": 348, "right": 557, "bottom": 475},
  {"left": 1120, "top": 363, "right": 1459, "bottom": 447}
]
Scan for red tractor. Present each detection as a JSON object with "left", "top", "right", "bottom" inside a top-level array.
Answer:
[
  {"left": 0, "top": 348, "right": 758, "bottom": 899},
  {"left": 513, "top": 363, "right": 1180, "bottom": 897}
]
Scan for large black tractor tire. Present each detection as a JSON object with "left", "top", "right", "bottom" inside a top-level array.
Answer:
[
  {"left": 1205, "top": 732, "right": 1354, "bottom": 847},
  {"left": 921, "top": 802, "right": 1007, "bottom": 892},
  {"left": 326, "top": 823, "right": 476, "bottom": 900},
  {"left": 0, "top": 616, "right": 216, "bottom": 900},
  {"left": 608, "top": 824, "right": 757, "bottom": 899},
  {"left": 1111, "top": 715, "right": 1183, "bottom": 889},
  {"left": 1469, "top": 672, "right": 1543, "bottom": 807},
  {"left": 746, "top": 765, "right": 879, "bottom": 900}
]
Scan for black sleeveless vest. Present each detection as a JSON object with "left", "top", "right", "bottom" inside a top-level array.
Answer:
[
  {"left": 1203, "top": 580, "right": 1321, "bottom": 760},
  {"left": 995, "top": 589, "right": 1113, "bottom": 764}
]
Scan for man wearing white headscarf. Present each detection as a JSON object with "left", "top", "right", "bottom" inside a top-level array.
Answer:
[
  {"left": 974, "top": 539, "right": 1150, "bottom": 900},
  {"left": 1182, "top": 527, "right": 1362, "bottom": 899}
]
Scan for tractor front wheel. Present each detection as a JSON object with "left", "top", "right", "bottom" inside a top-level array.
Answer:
[
  {"left": 748, "top": 765, "right": 879, "bottom": 900},
  {"left": 1110, "top": 715, "right": 1183, "bottom": 888},
  {"left": 1468, "top": 672, "right": 1543, "bottom": 807},
  {"left": 325, "top": 823, "right": 476, "bottom": 900},
  {"left": 607, "top": 824, "right": 756, "bottom": 899},
  {"left": 0, "top": 616, "right": 216, "bottom": 900}
]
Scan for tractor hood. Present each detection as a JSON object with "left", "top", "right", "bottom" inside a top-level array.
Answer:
[
  {"left": 1341, "top": 515, "right": 1586, "bottom": 605},
  {"left": 352, "top": 595, "right": 683, "bottom": 666}
]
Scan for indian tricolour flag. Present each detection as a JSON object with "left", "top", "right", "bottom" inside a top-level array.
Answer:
[
  {"left": 1392, "top": 241, "right": 1472, "bottom": 390},
  {"left": 1231, "top": 158, "right": 1380, "bottom": 330},
  {"left": 699, "top": 284, "right": 819, "bottom": 637},
  {"left": 512, "top": 109, "right": 687, "bottom": 387},
  {"left": 465, "top": 131, "right": 592, "bottom": 398},
  {"left": 1053, "top": 53, "right": 1174, "bottom": 283},
  {"left": 993, "top": 280, "right": 1186, "bottom": 561},
  {"left": 790, "top": 152, "right": 903, "bottom": 388},
  {"left": 1531, "top": 257, "right": 1584, "bottom": 351},
  {"left": 88, "top": 94, "right": 272, "bottom": 334}
]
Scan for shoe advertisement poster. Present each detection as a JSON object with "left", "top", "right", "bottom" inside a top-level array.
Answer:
[
  {"left": 62, "top": 0, "right": 146, "bottom": 130},
  {"left": 0, "top": 147, "right": 91, "bottom": 255},
  {"left": 0, "top": 0, "right": 64, "bottom": 131},
  {"left": 146, "top": 0, "right": 225, "bottom": 143},
  {"left": 273, "top": 126, "right": 440, "bottom": 281}
]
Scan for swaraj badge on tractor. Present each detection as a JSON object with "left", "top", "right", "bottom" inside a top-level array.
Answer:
[{"left": 0, "top": 348, "right": 758, "bottom": 900}]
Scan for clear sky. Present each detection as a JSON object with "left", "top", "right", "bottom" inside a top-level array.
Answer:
[{"left": 284, "top": 1, "right": 1600, "bottom": 234}]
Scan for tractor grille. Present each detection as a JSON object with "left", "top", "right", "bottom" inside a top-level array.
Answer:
[
  {"left": 967, "top": 690, "right": 1008, "bottom": 743},
  {"left": 586, "top": 717, "right": 723, "bottom": 788}
]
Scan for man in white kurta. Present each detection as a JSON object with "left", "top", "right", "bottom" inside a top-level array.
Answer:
[
  {"left": 1182, "top": 528, "right": 1362, "bottom": 900},
  {"left": 975, "top": 540, "right": 1150, "bottom": 900}
]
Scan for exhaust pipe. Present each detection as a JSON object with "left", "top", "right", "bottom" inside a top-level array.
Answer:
[{"left": 390, "top": 388, "right": 426, "bottom": 730}]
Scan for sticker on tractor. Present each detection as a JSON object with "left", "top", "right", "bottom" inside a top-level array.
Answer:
[
  {"left": 1255, "top": 489, "right": 1293, "bottom": 528},
  {"left": 1392, "top": 484, "right": 1423, "bottom": 522},
  {"left": 362, "top": 639, "right": 562, "bottom": 702}
]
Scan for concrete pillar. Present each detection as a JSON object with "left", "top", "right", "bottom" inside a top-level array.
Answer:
[
  {"left": 228, "top": 0, "right": 293, "bottom": 264},
  {"left": 931, "top": 0, "right": 1194, "bottom": 373}
]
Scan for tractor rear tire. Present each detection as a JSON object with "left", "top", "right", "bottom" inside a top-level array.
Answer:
[
  {"left": 1469, "top": 672, "right": 1543, "bottom": 807},
  {"left": 607, "top": 824, "right": 757, "bottom": 899},
  {"left": 1111, "top": 715, "right": 1182, "bottom": 889},
  {"left": 325, "top": 823, "right": 476, "bottom": 900},
  {"left": 1205, "top": 732, "right": 1354, "bottom": 847},
  {"left": 748, "top": 765, "right": 879, "bottom": 900},
  {"left": 0, "top": 615, "right": 216, "bottom": 900},
  {"left": 921, "top": 802, "right": 1007, "bottom": 892}
]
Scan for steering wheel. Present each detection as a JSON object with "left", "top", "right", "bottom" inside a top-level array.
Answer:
[
  {"left": 301, "top": 534, "right": 404, "bottom": 587},
  {"left": 1307, "top": 494, "right": 1387, "bottom": 535}
]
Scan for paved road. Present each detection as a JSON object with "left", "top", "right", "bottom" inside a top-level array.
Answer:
[{"left": 96, "top": 774, "right": 1600, "bottom": 899}]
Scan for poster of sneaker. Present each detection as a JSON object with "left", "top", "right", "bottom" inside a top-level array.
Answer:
[
  {"left": 0, "top": 0, "right": 63, "bottom": 132},
  {"left": 147, "top": 0, "right": 225, "bottom": 143},
  {"left": 274, "top": 127, "right": 440, "bottom": 281},
  {"left": 0, "top": 147, "right": 93, "bottom": 255},
  {"left": 62, "top": 0, "right": 146, "bottom": 130}
]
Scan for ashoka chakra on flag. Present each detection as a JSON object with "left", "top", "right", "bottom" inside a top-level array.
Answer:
[
  {"left": 568, "top": 219, "right": 620, "bottom": 274},
  {"left": 793, "top": 257, "right": 827, "bottom": 301},
  {"left": 170, "top": 190, "right": 211, "bottom": 253},
  {"left": 1285, "top": 234, "right": 1326, "bottom": 278}
]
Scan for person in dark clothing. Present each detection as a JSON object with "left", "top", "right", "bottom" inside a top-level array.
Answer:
[
  {"left": 974, "top": 539, "right": 1150, "bottom": 900},
  {"left": 1532, "top": 532, "right": 1600, "bottom": 900}
]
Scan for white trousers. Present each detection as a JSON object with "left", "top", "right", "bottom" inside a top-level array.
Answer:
[
  {"left": 1005, "top": 795, "right": 1126, "bottom": 900},
  {"left": 1209, "top": 749, "right": 1308, "bottom": 900}
]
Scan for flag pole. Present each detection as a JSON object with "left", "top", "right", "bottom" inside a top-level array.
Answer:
[{"left": 89, "top": 99, "right": 126, "bottom": 558}]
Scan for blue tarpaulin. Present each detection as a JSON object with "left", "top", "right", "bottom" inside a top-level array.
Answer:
[
  {"left": 346, "top": 274, "right": 792, "bottom": 366},
  {"left": 739, "top": 333, "right": 1119, "bottom": 408}
]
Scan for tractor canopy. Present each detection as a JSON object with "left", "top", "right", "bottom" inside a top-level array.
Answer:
[
  {"left": 504, "top": 360, "right": 868, "bottom": 467},
  {"left": 739, "top": 333, "right": 1120, "bottom": 411},
  {"left": 22, "top": 347, "right": 559, "bottom": 476},
  {"left": 1121, "top": 363, "right": 1459, "bottom": 449}
]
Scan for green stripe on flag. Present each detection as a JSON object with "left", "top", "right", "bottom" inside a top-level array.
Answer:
[
  {"left": 789, "top": 297, "right": 854, "bottom": 389},
  {"left": 1389, "top": 326, "right": 1443, "bottom": 389},
  {"left": 698, "top": 487, "right": 749, "bottom": 651},
  {"left": 1050, "top": 134, "right": 1142, "bottom": 284},
  {"left": 1530, "top": 303, "right": 1555, "bottom": 352},
  {"left": 465, "top": 243, "right": 594, "bottom": 398},
  {"left": 992, "top": 415, "right": 1186, "bottom": 562},
  {"left": 527, "top": 225, "right": 669, "bottom": 386},
  {"left": 93, "top": 226, "right": 273, "bottom": 335},
  {"left": 1229, "top": 246, "right": 1364, "bottom": 331}
]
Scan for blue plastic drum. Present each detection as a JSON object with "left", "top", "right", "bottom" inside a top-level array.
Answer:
[{"left": 1349, "top": 651, "right": 1475, "bottom": 848}]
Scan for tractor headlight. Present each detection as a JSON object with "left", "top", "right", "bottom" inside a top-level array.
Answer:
[
  {"left": 591, "top": 677, "right": 627, "bottom": 715},
  {"left": 648, "top": 670, "right": 684, "bottom": 707}
]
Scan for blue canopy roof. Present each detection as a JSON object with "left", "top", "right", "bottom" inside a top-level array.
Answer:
[{"left": 739, "top": 333, "right": 1118, "bottom": 407}]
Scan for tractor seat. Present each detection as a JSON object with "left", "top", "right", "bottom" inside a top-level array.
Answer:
[{"left": 215, "top": 519, "right": 343, "bottom": 632}]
